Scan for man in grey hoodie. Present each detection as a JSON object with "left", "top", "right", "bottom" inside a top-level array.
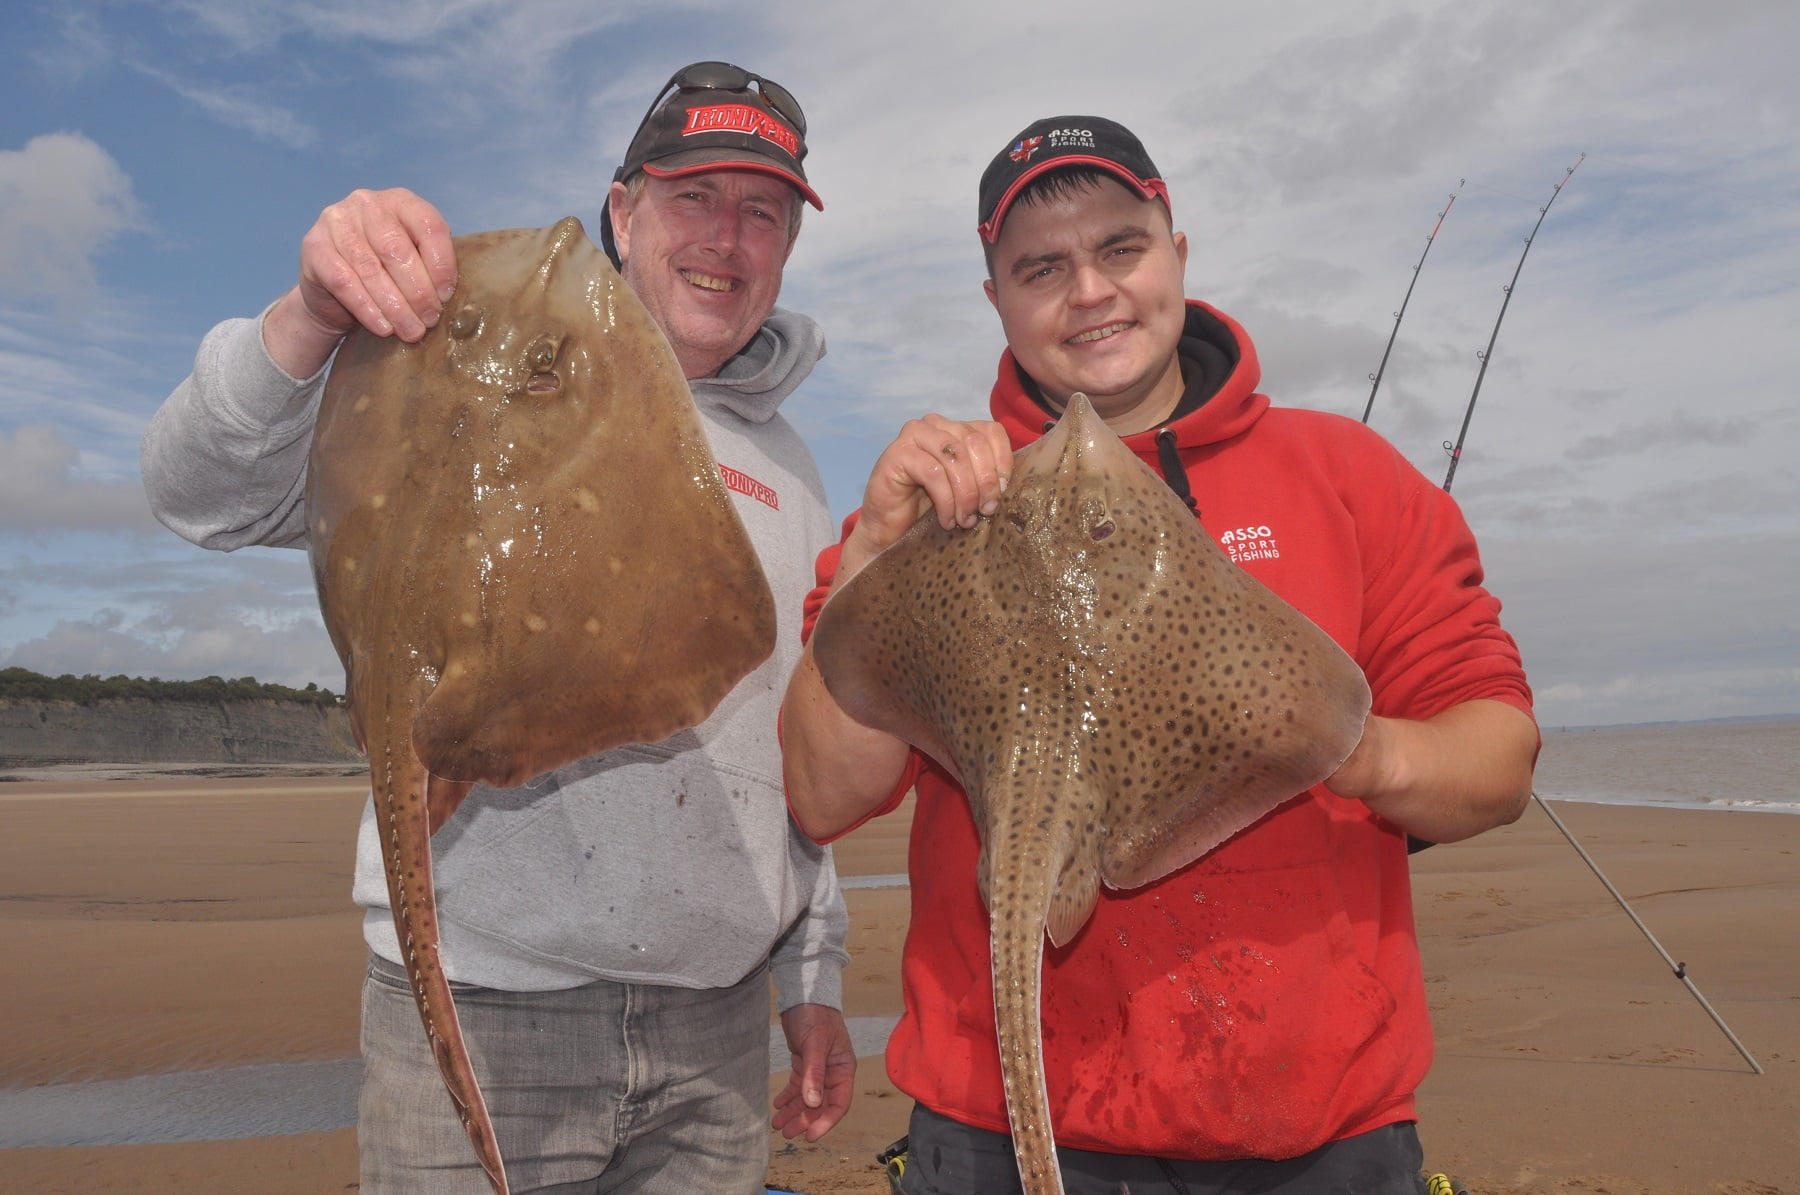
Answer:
[{"left": 141, "top": 61, "right": 853, "bottom": 1194}]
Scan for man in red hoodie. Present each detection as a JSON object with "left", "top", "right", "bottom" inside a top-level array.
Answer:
[{"left": 782, "top": 116, "right": 1539, "bottom": 1193}]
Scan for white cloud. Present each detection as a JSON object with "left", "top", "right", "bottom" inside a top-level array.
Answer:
[
  {"left": 0, "top": 425, "right": 160, "bottom": 534},
  {"left": 128, "top": 63, "right": 318, "bottom": 148},
  {"left": 158, "top": 0, "right": 659, "bottom": 126},
  {"left": 33, "top": 6, "right": 111, "bottom": 83},
  {"left": 0, "top": 132, "right": 145, "bottom": 315},
  {"left": 1, "top": 607, "right": 339, "bottom": 689},
  {"left": 0, "top": 550, "right": 339, "bottom": 688},
  {"left": 1565, "top": 413, "right": 1763, "bottom": 461},
  {"left": 0, "top": 299, "right": 189, "bottom": 442},
  {"left": 1481, "top": 525, "right": 1800, "bottom": 724},
  {"left": 162, "top": 0, "right": 508, "bottom": 51}
]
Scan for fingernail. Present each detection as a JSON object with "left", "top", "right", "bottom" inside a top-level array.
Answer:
[{"left": 438, "top": 284, "right": 456, "bottom": 303}]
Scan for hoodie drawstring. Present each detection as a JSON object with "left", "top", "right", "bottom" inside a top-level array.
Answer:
[{"left": 1155, "top": 428, "right": 1199, "bottom": 515}]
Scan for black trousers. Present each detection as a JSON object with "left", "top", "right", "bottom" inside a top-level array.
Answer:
[{"left": 898, "top": 1104, "right": 1427, "bottom": 1195}]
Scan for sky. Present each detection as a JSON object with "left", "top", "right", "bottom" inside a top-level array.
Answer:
[{"left": 1, "top": 0, "right": 1795, "bottom": 730}]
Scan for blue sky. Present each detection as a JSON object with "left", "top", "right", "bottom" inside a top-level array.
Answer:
[{"left": 2, "top": 0, "right": 1796, "bottom": 729}]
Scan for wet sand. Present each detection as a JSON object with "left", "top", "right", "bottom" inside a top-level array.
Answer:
[{"left": 0, "top": 771, "right": 1793, "bottom": 1194}]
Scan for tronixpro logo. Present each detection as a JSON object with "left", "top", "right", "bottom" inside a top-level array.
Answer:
[
  {"left": 683, "top": 104, "right": 799, "bottom": 158},
  {"left": 719, "top": 464, "right": 779, "bottom": 510}
]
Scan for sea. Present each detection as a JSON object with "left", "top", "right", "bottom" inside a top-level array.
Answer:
[{"left": 1533, "top": 716, "right": 1800, "bottom": 815}]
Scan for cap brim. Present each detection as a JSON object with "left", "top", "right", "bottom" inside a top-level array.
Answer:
[
  {"left": 979, "top": 158, "right": 1165, "bottom": 242},
  {"left": 642, "top": 153, "right": 824, "bottom": 211}
]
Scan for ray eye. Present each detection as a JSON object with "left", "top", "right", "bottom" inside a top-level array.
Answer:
[
  {"left": 1008, "top": 513, "right": 1027, "bottom": 534},
  {"left": 1090, "top": 520, "right": 1116, "bottom": 542},
  {"left": 530, "top": 337, "right": 560, "bottom": 370},
  {"left": 448, "top": 307, "right": 482, "bottom": 339}
]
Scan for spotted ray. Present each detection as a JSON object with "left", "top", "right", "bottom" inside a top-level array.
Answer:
[
  {"left": 304, "top": 217, "right": 775, "bottom": 1195},
  {"left": 811, "top": 394, "right": 1370, "bottom": 1195}
]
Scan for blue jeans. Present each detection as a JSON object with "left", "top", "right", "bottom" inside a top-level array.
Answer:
[
  {"left": 899, "top": 1103, "right": 1428, "bottom": 1195},
  {"left": 359, "top": 953, "right": 771, "bottom": 1194}
]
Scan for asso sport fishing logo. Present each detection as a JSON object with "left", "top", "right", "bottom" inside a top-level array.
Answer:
[
  {"left": 1009, "top": 128, "right": 1097, "bottom": 162},
  {"left": 1218, "top": 525, "right": 1280, "bottom": 562}
]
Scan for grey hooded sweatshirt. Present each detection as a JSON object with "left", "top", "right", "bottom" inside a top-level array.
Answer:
[{"left": 141, "top": 306, "right": 847, "bottom": 1010}]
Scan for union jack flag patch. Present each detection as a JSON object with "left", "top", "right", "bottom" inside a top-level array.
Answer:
[{"left": 1009, "top": 136, "right": 1042, "bottom": 163}]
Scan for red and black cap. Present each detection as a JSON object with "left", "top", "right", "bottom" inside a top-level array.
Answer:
[
  {"left": 977, "top": 115, "right": 1168, "bottom": 243},
  {"left": 603, "top": 62, "right": 821, "bottom": 264}
]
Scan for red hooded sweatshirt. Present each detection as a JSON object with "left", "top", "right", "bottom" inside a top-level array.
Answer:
[{"left": 798, "top": 300, "right": 1533, "bottom": 1160}]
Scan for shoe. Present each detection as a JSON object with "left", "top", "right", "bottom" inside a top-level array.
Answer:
[{"left": 878, "top": 1136, "right": 909, "bottom": 1195}]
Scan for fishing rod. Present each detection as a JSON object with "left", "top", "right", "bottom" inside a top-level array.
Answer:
[
  {"left": 1362, "top": 179, "right": 1464, "bottom": 426},
  {"left": 1441, "top": 153, "right": 1584, "bottom": 492},
  {"left": 1533, "top": 793, "right": 1764, "bottom": 1074},
  {"left": 1414, "top": 154, "right": 1762, "bottom": 1073}
]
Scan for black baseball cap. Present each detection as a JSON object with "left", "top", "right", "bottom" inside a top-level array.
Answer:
[
  {"left": 977, "top": 116, "right": 1168, "bottom": 244},
  {"left": 601, "top": 62, "right": 821, "bottom": 265}
]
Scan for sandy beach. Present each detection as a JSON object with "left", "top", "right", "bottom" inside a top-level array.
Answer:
[{"left": 0, "top": 769, "right": 1793, "bottom": 1194}]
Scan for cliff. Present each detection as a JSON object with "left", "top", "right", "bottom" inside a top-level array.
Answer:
[{"left": 0, "top": 696, "right": 363, "bottom": 767}]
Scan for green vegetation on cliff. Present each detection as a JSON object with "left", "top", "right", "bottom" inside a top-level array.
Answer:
[{"left": 0, "top": 667, "right": 340, "bottom": 708}]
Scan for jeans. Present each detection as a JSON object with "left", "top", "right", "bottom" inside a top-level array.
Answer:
[
  {"left": 899, "top": 1103, "right": 1428, "bottom": 1195},
  {"left": 359, "top": 952, "right": 771, "bottom": 1194}
]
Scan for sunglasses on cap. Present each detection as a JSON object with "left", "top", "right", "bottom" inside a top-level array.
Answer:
[{"left": 629, "top": 60, "right": 807, "bottom": 141}]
